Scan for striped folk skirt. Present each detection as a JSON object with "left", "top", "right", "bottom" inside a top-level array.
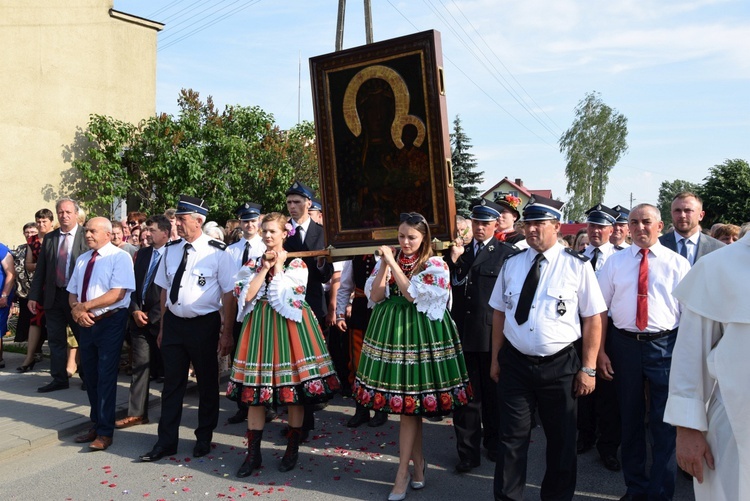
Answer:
[
  {"left": 226, "top": 299, "right": 339, "bottom": 406},
  {"left": 354, "top": 296, "right": 473, "bottom": 417}
]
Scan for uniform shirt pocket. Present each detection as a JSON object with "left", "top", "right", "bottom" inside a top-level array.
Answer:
[{"left": 544, "top": 287, "right": 576, "bottom": 319}]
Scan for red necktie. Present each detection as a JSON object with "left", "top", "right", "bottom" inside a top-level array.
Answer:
[
  {"left": 636, "top": 248, "right": 649, "bottom": 331},
  {"left": 56, "top": 232, "right": 69, "bottom": 287},
  {"left": 81, "top": 251, "right": 98, "bottom": 302}
]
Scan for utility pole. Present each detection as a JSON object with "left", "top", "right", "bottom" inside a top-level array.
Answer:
[
  {"left": 630, "top": 192, "right": 635, "bottom": 209},
  {"left": 335, "top": 0, "right": 346, "bottom": 51},
  {"left": 335, "top": 0, "right": 373, "bottom": 51}
]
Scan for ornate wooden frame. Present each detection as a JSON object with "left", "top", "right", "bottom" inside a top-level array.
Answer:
[{"left": 310, "top": 30, "right": 455, "bottom": 249}]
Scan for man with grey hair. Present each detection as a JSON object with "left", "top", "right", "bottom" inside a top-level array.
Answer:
[
  {"left": 67, "top": 217, "right": 135, "bottom": 450},
  {"left": 28, "top": 197, "right": 89, "bottom": 393},
  {"left": 597, "top": 203, "right": 691, "bottom": 500},
  {"left": 140, "top": 195, "right": 235, "bottom": 462}
]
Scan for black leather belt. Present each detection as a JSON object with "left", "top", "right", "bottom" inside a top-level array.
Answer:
[
  {"left": 615, "top": 326, "right": 676, "bottom": 342},
  {"left": 92, "top": 308, "right": 124, "bottom": 322},
  {"left": 506, "top": 342, "right": 574, "bottom": 364}
]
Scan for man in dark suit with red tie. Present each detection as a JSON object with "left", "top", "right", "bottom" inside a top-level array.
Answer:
[
  {"left": 447, "top": 199, "right": 517, "bottom": 473},
  {"left": 116, "top": 214, "right": 172, "bottom": 429},
  {"left": 283, "top": 181, "right": 334, "bottom": 439},
  {"left": 28, "top": 198, "right": 89, "bottom": 393}
]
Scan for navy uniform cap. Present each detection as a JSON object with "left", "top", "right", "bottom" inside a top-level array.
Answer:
[
  {"left": 612, "top": 204, "right": 630, "bottom": 223},
  {"left": 470, "top": 199, "right": 503, "bottom": 221},
  {"left": 309, "top": 198, "right": 322, "bottom": 212},
  {"left": 585, "top": 203, "right": 619, "bottom": 226},
  {"left": 175, "top": 195, "right": 209, "bottom": 216},
  {"left": 235, "top": 202, "right": 262, "bottom": 221},
  {"left": 286, "top": 181, "right": 315, "bottom": 200},
  {"left": 522, "top": 195, "right": 565, "bottom": 221}
]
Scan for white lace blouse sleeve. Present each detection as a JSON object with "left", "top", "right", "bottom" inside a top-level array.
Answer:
[
  {"left": 267, "top": 257, "right": 308, "bottom": 322},
  {"left": 234, "top": 258, "right": 262, "bottom": 322},
  {"left": 408, "top": 256, "right": 451, "bottom": 321},
  {"left": 365, "top": 259, "right": 389, "bottom": 309}
]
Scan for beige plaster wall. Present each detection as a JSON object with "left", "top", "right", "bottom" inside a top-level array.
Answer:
[{"left": 0, "top": 0, "right": 161, "bottom": 246}]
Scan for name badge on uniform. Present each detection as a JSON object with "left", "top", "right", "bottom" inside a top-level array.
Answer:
[
  {"left": 505, "top": 292, "right": 514, "bottom": 310},
  {"left": 557, "top": 299, "right": 567, "bottom": 316},
  {"left": 198, "top": 274, "right": 206, "bottom": 286}
]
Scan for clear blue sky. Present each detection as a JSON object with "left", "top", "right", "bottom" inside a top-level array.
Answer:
[{"left": 116, "top": 0, "right": 750, "bottom": 209}]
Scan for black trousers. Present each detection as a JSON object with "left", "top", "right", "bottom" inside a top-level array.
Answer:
[
  {"left": 46, "top": 287, "right": 80, "bottom": 384},
  {"left": 454, "top": 351, "right": 498, "bottom": 464},
  {"left": 494, "top": 344, "right": 579, "bottom": 501},
  {"left": 128, "top": 323, "right": 160, "bottom": 419},
  {"left": 576, "top": 335, "right": 621, "bottom": 456},
  {"left": 156, "top": 310, "right": 221, "bottom": 448}
]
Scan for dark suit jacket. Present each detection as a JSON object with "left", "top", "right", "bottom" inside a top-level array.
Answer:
[
  {"left": 284, "top": 219, "right": 333, "bottom": 321},
  {"left": 28, "top": 226, "right": 89, "bottom": 308},
  {"left": 446, "top": 238, "right": 516, "bottom": 352},
  {"left": 128, "top": 246, "right": 163, "bottom": 334},
  {"left": 659, "top": 231, "right": 724, "bottom": 265}
]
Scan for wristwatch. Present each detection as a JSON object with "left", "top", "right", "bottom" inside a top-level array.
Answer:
[{"left": 580, "top": 367, "right": 596, "bottom": 377}]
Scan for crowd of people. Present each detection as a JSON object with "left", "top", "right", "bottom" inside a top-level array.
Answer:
[{"left": 1, "top": 187, "right": 747, "bottom": 501}]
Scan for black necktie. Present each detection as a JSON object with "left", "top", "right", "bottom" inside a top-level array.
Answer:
[
  {"left": 590, "top": 248, "right": 599, "bottom": 270},
  {"left": 242, "top": 241, "right": 250, "bottom": 265},
  {"left": 476, "top": 242, "right": 485, "bottom": 255},
  {"left": 170, "top": 243, "right": 191, "bottom": 304},
  {"left": 515, "top": 253, "right": 544, "bottom": 325}
]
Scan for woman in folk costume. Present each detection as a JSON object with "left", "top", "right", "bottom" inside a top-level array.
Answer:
[
  {"left": 354, "top": 212, "right": 472, "bottom": 500},
  {"left": 227, "top": 212, "right": 338, "bottom": 477}
]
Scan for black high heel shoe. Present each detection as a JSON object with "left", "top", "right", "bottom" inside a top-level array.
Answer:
[{"left": 16, "top": 361, "right": 37, "bottom": 373}]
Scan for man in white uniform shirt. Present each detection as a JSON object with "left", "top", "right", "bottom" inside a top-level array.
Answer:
[
  {"left": 577, "top": 204, "right": 623, "bottom": 472},
  {"left": 140, "top": 195, "right": 235, "bottom": 462},
  {"left": 489, "top": 195, "right": 606, "bottom": 501},
  {"left": 664, "top": 232, "right": 750, "bottom": 500},
  {"left": 610, "top": 205, "right": 631, "bottom": 249},
  {"left": 67, "top": 217, "right": 135, "bottom": 451},
  {"left": 226, "top": 202, "right": 266, "bottom": 426},
  {"left": 596, "top": 203, "right": 690, "bottom": 501}
]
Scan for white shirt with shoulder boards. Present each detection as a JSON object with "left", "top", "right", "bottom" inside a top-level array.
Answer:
[
  {"left": 227, "top": 234, "right": 266, "bottom": 270},
  {"left": 489, "top": 243, "right": 607, "bottom": 357},
  {"left": 154, "top": 233, "right": 236, "bottom": 318},
  {"left": 597, "top": 240, "right": 690, "bottom": 333},
  {"left": 66, "top": 242, "right": 135, "bottom": 316},
  {"left": 583, "top": 241, "right": 618, "bottom": 276}
]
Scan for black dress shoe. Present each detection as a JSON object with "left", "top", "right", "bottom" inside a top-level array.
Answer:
[
  {"left": 455, "top": 458, "right": 480, "bottom": 473},
  {"left": 227, "top": 409, "right": 247, "bottom": 424},
  {"left": 619, "top": 494, "right": 647, "bottom": 501},
  {"left": 601, "top": 453, "right": 621, "bottom": 471},
  {"left": 576, "top": 437, "right": 595, "bottom": 454},
  {"left": 140, "top": 445, "right": 177, "bottom": 462},
  {"left": 193, "top": 440, "right": 211, "bottom": 457},
  {"left": 38, "top": 381, "right": 69, "bottom": 393}
]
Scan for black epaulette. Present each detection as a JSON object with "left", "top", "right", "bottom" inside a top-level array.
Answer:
[
  {"left": 564, "top": 247, "right": 589, "bottom": 261},
  {"left": 165, "top": 238, "right": 183, "bottom": 247},
  {"left": 507, "top": 247, "right": 529, "bottom": 260},
  {"left": 208, "top": 239, "right": 227, "bottom": 250}
]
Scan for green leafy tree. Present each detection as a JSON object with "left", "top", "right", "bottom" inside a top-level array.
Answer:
[
  {"left": 451, "top": 115, "right": 484, "bottom": 217},
  {"left": 657, "top": 179, "right": 702, "bottom": 227},
  {"left": 559, "top": 91, "right": 629, "bottom": 222},
  {"left": 69, "top": 89, "right": 318, "bottom": 223},
  {"left": 699, "top": 158, "right": 750, "bottom": 227}
]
